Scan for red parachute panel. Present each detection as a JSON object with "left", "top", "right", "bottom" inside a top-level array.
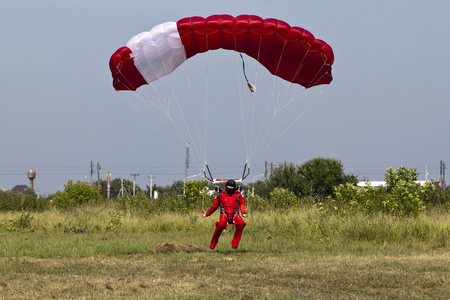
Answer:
[
  {"left": 177, "top": 14, "right": 333, "bottom": 88},
  {"left": 109, "top": 47, "right": 147, "bottom": 91}
]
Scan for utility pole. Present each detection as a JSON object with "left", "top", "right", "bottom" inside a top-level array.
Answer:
[
  {"left": 130, "top": 173, "right": 140, "bottom": 196},
  {"left": 441, "top": 161, "right": 446, "bottom": 190},
  {"left": 444, "top": 162, "right": 447, "bottom": 190},
  {"left": 118, "top": 177, "right": 128, "bottom": 197},
  {"left": 185, "top": 142, "right": 190, "bottom": 182},
  {"left": 265, "top": 161, "right": 268, "bottom": 179},
  {"left": 97, "top": 162, "right": 101, "bottom": 188},
  {"left": 106, "top": 171, "right": 111, "bottom": 199},
  {"left": 90, "top": 161, "right": 94, "bottom": 186},
  {"left": 148, "top": 172, "right": 155, "bottom": 198}
]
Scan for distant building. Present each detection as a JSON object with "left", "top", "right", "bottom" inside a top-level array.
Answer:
[
  {"left": 357, "top": 181, "right": 441, "bottom": 188},
  {"left": 357, "top": 181, "right": 386, "bottom": 187},
  {"left": 11, "top": 185, "right": 28, "bottom": 194}
]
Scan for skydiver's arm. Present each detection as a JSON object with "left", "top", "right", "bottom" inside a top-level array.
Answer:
[{"left": 204, "top": 196, "right": 220, "bottom": 216}]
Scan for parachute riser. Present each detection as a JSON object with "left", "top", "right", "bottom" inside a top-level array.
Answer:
[{"left": 204, "top": 163, "right": 250, "bottom": 193}]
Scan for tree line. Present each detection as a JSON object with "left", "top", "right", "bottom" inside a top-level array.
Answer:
[{"left": 1, "top": 157, "right": 449, "bottom": 217}]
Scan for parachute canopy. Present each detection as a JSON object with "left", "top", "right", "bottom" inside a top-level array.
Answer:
[{"left": 110, "top": 14, "right": 334, "bottom": 91}]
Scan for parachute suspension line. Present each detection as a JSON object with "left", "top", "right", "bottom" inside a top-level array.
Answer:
[
  {"left": 279, "top": 87, "right": 327, "bottom": 137},
  {"left": 203, "top": 39, "right": 210, "bottom": 167},
  {"left": 150, "top": 42, "right": 208, "bottom": 170},
  {"left": 270, "top": 48, "right": 311, "bottom": 113},
  {"left": 246, "top": 35, "right": 264, "bottom": 165},
  {"left": 270, "top": 42, "right": 308, "bottom": 116},
  {"left": 119, "top": 93, "right": 176, "bottom": 144},
  {"left": 115, "top": 63, "right": 174, "bottom": 118},
  {"left": 250, "top": 71, "right": 284, "bottom": 160},
  {"left": 249, "top": 75, "right": 295, "bottom": 163},
  {"left": 271, "top": 41, "right": 289, "bottom": 111},
  {"left": 253, "top": 88, "right": 306, "bottom": 162},
  {"left": 247, "top": 73, "right": 276, "bottom": 164},
  {"left": 271, "top": 47, "right": 325, "bottom": 112},
  {"left": 124, "top": 85, "right": 173, "bottom": 129},
  {"left": 234, "top": 52, "right": 250, "bottom": 164},
  {"left": 155, "top": 44, "right": 198, "bottom": 145},
  {"left": 257, "top": 87, "right": 328, "bottom": 162},
  {"left": 307, "top": 59, "right": 331, "bottom": 90},
  {"left": 267, "top": 47, "right": 311, "bottom": 116},
  {"left": 146, "top": 44, "right": 180, "bottom": 113},
  {"left": 248, "top": 40, "right": 298, "bottom": 162},
  {"left": 146, "top": 74, "right": 194, "bottom": 149},
  {"left": 164, "top": 70, "right": 204, "bottom": 164},
  {"left": 290, "top": 50, "right": 309, "bottom": 86},
  {"left": 249, "top": 43, "right": 310, "bottom": 162},
  {"left": 132, "top": 66, "right": 200, "bottom": 158},
  {"left": 232, "top": 31, "right": 252, "bottom": 164},
  {"left": 243, "top": 38, "right": 312, "bottom": 165},
  {"left": 140, "top": 80, "right": 203, "bottom": 153},
  {"left": 143, "top": 79, "right": 173, "bottom": 114},
  {"left": 126, "top": 84, "right": 165, "bottom": 115},
  {"left": 279, "top": 88, "right": 307, "bottom": 112},
  {"left": 115, "top": 63, "right": 188, "bottom": 146},
  {"left": 183, "top": 60, "right": 207, "bottom": 169}
]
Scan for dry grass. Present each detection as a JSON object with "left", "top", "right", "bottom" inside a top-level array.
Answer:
[{"left": 0, "top": 245, "right": 449, "bottom": 299}]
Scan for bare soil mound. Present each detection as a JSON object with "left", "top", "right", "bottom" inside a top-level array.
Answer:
[{"left": 151, "top": 241, "right": 210, "bottom": 253}]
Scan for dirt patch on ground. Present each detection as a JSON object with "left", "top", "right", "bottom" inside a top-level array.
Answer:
[{"left": 151, "top": 241, "right": 211, "bottom": 253}]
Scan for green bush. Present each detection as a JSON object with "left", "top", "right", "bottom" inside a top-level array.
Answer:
[
  {"left": 183, "top": 179, "right": 212, "bottom": 210},
  {"left": 245, "top": 194, "right": 270, "bottom": 211},
  {"left": 51, "top": 180, "right": 102, "bottom": 209},
  {"left": 269, "top": 188, "right": 298, "bottom": 209},
  {"left": 333, "top": 167, "right": 438, "bottom": 217},
  {"left": 0, "top": 190, "right": 49, "bottom": 211}
]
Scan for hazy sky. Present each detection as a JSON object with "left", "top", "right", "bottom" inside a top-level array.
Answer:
[{"left": 1, "top": 1, "right": 449, "bottom": 195}]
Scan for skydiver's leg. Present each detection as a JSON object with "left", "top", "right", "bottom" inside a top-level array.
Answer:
[
  {"left": 231, "top": 215, "right": 246, "bottom": 249},
  {"left": 210, "top": 214, "right": 228, "bottom": 249}
]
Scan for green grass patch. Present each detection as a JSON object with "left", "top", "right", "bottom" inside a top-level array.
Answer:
[{"left": 0, "top": 204, "right": 449, "bottom": 299}]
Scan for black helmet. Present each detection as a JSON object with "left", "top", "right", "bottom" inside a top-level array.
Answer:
[{"left": 225, "top": 179, "right": 236, "bottom": 190}]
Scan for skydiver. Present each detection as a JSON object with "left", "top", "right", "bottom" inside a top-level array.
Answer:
[{"left": 202, "top": 179, "right": 248, "bottom": 249}]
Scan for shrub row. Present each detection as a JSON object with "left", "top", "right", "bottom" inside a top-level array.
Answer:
[{"left": 1, "top": 167, "right": 449, "bottom": 217}]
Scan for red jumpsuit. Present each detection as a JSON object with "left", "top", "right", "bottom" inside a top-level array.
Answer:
[{"left": 205, "top": 189, "right": 247, "bottom": 249}]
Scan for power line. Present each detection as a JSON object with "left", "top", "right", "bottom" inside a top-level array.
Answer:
[{"left": 185, "top": 142, "right": 190, "bottom": 181}]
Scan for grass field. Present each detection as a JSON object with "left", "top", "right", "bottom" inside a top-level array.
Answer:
[{"left": 0, "top": 205, "right": 449, "bottom": 299}]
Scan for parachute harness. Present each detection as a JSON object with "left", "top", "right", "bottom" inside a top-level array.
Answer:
[{"left": 218, "top": 191, "right": 242, "bottom": 224}]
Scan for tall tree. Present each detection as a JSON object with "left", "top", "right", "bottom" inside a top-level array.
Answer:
[
  {"left": 297, "top": 157, "right": 357, "bottom": 197},
  {"left": 267, "top": 158, "right": 358, "bottom": 198},
  {"left": 266, "top": 162, "right": 303, "bottom": 197}
]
